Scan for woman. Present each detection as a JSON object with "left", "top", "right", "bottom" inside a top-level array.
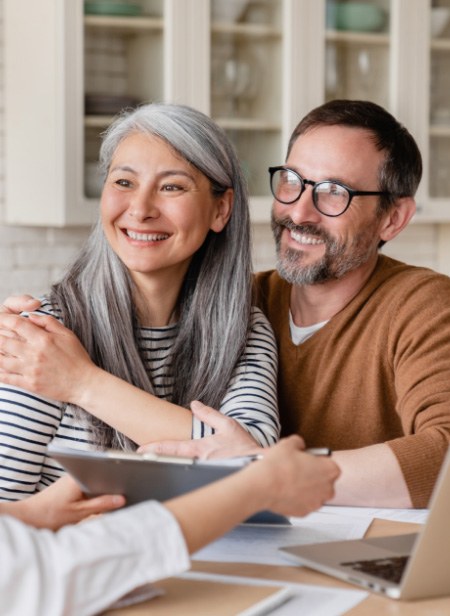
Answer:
[{"left": 0, "top": 103, "right": 279, "bottom": 500}]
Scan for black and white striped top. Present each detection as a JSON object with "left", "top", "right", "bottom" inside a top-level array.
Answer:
[{"left": 0, "top": 305, "right": 279, "bottom": 501}]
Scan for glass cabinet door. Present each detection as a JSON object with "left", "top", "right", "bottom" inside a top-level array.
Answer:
[
  {"left": 83, "top": 0, "right": 164, "bottom": 200},
  {"left": 429, "top": 0, "right": 450, "bottom": 201},
  {"left": 210, "top": 0, "right": 283, "bottom": 200},
  {"left": 324, "top": 0, "right": 391, "bottom": 107}
]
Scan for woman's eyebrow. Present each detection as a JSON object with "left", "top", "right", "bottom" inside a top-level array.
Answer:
[
  {"left": 109, "top": 166, "right": 196, "bottom": 182},
  {"left": 109, "top": 164, "right": 136, "bottom": 174}
]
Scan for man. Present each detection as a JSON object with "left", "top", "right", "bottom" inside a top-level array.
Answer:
[
  {"left": 252, "top": 99, "right": 450, "bottom": 509},
  {"left": 0, "top": 436, "right": 338, "bottom": 615}
]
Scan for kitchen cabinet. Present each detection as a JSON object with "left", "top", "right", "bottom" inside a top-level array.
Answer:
[{"left": 3, "top": 0, "right": 450, "bottom": 226}]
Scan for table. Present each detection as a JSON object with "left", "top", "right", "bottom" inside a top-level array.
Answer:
[{"left": 105, "top": 518, "right": 450, "bottom": 615}]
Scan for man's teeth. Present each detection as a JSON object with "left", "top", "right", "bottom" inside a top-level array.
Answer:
[
  {"left": 126, "top": 230, "right": 169, "bottom": 241},
  {"left": 290, "top": 230, "right": 324, "bottom": 245}
]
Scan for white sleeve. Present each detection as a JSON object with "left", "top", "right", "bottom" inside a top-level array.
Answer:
[
  {"left": 192, "top": 306, "right": 280, "bottom": 446},
  {"left": 0, "top": 501, "right": 190, "bottom": 616}
]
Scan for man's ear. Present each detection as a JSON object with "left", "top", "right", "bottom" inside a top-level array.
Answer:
[
  {"left": 379, "top": 197, "right": 416, "bottom": 243},
  {"left": 210, "top": 188, "right": 234, "bottom": 233}
]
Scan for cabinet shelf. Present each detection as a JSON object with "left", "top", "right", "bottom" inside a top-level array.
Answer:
[
  {"left": 430, "top": 125, "right": 450, "bottom": 137},
  {"left": 326, "top": 29, "right": 390, "bottom": 46},
  {"left": 84, "top": 14, "right": 163, "bottom": 32},
  {"left": 430, "top": 38, "right": 450, "bottom": 51},
  {"left": 85, "top": 115, "right": 119, "bottom": 128},
  {"left": 212, "top": 22, "right": 281, "bottom": 39},
  {"left": 216, "top": 118, "right": 281, "bottom": 131}
]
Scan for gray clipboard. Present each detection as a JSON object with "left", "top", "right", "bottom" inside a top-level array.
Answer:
[{"left": 47, "top": 443, "right": 290, "bottom": 525}]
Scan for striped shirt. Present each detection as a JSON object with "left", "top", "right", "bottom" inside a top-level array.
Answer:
[{"left": 0, "top": 304, "right": 279, "bottom": 501}]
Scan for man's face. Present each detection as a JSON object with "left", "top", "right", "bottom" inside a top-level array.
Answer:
[{"left": 271, "top": 125, "right": 388, "bottom": 286}]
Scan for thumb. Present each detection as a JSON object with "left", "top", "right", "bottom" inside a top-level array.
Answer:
[{"left": 190, "top": 400, "right": 226, "bottom": 429}]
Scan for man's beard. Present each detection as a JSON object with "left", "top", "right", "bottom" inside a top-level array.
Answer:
[{"left": 271, "top": 213, "right": 379, "bottom": 286}]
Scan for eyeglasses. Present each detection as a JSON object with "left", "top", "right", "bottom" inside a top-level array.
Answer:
[{"left": 268, "top": 166, "right": 391, "bottom": 217}]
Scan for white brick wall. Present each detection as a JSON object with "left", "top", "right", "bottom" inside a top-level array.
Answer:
[{"left": 0, "top": 0, "right": 443, "bottom": 299}]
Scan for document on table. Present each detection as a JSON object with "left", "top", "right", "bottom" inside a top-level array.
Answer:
[
  {"left": 318, "top": 504, "right": 429, "bottom": 524},
  {"left": 180, "top": 571, "right": 368, "bottom": 616},
  {"left": 193, "top": 510, "right": 371, "bottom": 566}
]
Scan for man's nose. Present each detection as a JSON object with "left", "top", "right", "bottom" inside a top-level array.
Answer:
[{"left": 285, "top": 185, "right": 322, "bottom": 226}]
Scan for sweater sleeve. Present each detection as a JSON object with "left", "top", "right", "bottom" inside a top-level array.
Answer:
[
  {"left": 386, "top": 272, "right": 450, "bottom": 507},
  {"left": 191, "top": 307, "right": 280, "bottom": 446},
  {"left": 0, "top": 501, "right": 190, "bottom": 616}
]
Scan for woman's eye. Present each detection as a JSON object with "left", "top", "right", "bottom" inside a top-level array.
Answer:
[
  {"left": 115, "top": 179, "right": 131, "bottom": 188},
  {"left": 161, "top": 183, "right": 184, "bottom": 193}
]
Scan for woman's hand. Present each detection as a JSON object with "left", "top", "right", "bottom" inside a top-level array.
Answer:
[
  {"left": 2, "top": 475, "right": 125, "bottom": 530},
  {"left": 0, "top": 311, "right": 98, "bottom": 404},
  {"left": 250, "top": 436, "right": 340, "bottom": 517}
]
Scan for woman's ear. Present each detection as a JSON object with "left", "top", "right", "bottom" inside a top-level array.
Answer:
[
  {"left": 210, "top": 188, "right": 234, "bottom": 233},
  {"left": 379, "top": 197, "right": 416, "bottom": 243}
]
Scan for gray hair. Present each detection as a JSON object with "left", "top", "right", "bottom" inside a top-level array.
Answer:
[{"left": 51, "top": 103, "right": 252, "bottom": 449}]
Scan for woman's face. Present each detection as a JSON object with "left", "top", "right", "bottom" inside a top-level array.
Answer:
[{"left": 101, "top": 132, "right": 232, "bottom": 289}]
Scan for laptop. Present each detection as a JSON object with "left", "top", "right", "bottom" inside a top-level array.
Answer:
[{"left": 279, "top": 448, "right": 450, "bottom": 600}]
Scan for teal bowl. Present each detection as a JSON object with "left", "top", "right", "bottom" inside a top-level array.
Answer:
[{"left": 335, "top": 3, "right": 385, "bottom": 32}]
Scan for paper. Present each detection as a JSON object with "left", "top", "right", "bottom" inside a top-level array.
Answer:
[
  {"left": 318, "top": 504, "right": 429, "bottom": 524},
  {"left": 180, "top": 571, "right": 368, "bottom": 616},
  {"left": 108, "top": 583, "right": 164, "bottom": 609},
  {"left": 193, "top": 512, "right": 371, "bottom": 566}
]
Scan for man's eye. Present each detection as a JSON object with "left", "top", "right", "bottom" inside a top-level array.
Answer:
[{"left": 327, "top": 183, "right": 345, "bottom": 196}]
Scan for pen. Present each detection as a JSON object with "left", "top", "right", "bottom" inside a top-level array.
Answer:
[
  {"left": 237, "top": 587, "right": 293, "bottom": 616},
  {"left": 249, "top": 447, "right": 332, "bottom": 460},
  {"left": 305, "top": 447, "right": 332, "bottom": 456}
]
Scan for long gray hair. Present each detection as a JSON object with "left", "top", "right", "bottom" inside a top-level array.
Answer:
[{"left": 51, "top": 103, "right": 252, "bottom": 449}]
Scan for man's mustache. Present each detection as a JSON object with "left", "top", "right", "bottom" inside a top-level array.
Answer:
[{"left": 272, "top": 217, "right": 332, "bottom": 242}]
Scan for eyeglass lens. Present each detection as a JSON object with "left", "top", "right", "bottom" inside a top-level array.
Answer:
[{"left": 270, "top": 168, "right": 350, "bottom": 216}]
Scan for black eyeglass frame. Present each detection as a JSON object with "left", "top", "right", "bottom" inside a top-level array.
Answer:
[{"left": 268, "top": 166, "right": 391, "bottom": 217}]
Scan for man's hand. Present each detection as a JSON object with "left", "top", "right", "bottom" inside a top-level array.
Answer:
[
  {"left": 138, "top": 400, "right": 271, "bottom": 459},
  {"left": 0, "top": 294, "right": 41, "bottom": 314},
  {"left": 0, "top": 311, "right": 98, "bottom": 404},
  {"left": 6, "top": 476, "right": 125, "bottom": 530}
]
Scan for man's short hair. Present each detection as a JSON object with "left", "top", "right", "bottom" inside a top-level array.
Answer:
[{"left": 287, "top": 100, "right": 422, "bottom": 212}]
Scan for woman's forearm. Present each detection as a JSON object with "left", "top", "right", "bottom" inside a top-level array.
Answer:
[{"left": 76, "top": 366, "right": 193, "bottom": 444}]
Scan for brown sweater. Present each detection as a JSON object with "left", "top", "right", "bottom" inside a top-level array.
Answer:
[{"left": 254, "top": 255, "right": 450, "bottom": 508}]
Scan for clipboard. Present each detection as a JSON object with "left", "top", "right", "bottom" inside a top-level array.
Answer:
[{"left": 47, "top": 443, "right": 290, "bottom": 525}]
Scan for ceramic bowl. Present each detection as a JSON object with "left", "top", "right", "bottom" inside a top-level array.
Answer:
[
  {"left": 335, "top": 2, "right": 385, "bottom": 32},
  {"left": 430, "top": 7, "right": 450, "bottom": 38}
]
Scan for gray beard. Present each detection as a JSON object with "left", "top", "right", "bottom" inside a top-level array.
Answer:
[{"left": 271, "top": 214, "right": 379, "bottom": 286}]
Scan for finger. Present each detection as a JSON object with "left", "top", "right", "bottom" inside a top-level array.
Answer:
[
  {"left": 0, "top": 295, "right": 41, "bottom": 314},
  {"left": 0, "top": 332, "right": 27, "bottom": 358},
  {"left": 286, "top": 434, "right": 306, "bottom": 450},
  {"left": 138, "top": 439, "right": 199, "bottom": 458},
  {"left": 0, "top": 312, "right": 58, "bottom": 338},
  {"left": 78, "top": 494, "right": 126, "bottom": 515},
  {"left": 190, "top": 400, "right": 231, "bottom": 430},
  {"left": 27, "top": 312, "right": 64, "bottom": 333}
]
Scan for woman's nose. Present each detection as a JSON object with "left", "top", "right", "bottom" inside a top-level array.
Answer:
[{"left": 128, "top": 189, "right": 160, "bottom": 221}]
